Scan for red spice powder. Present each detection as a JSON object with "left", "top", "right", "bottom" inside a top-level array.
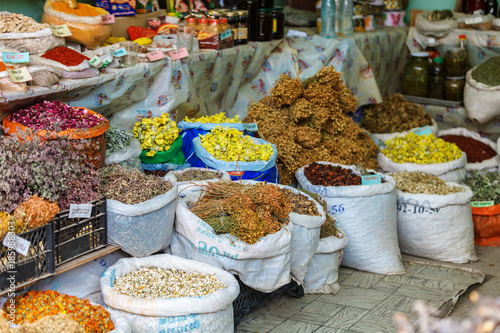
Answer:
[
  {"left": 304, "top": 163, "right": 362, "bottom": 186},
  {"left": 41, "top": 47, "right": 90, "bottom": 67},
  {"left": 440, "top": 135, "right": 497, "bottom": 163}
]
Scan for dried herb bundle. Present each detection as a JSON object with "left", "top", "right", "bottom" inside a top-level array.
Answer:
[
  {"left": 190, "top": 181, "right": 291, "bottom": 244},
  {"left": 245, "top": 67, "right": 379, "bottom": 184},
  {"left": 176, "top": 169, "right": 223, "bottom": 182},
  {"left": 106, "top": 128, "right": 134, "bottom": 156},
  {"left": 279, "top": 188, "right": 320, "bottom": 216},
  {"left": 361, "top": 94, "right": 432, "bottom": 134},
  {"left": 391, "top": 171, "right": 464, "bottom": 195},
  {"left": 100, "top": 164, "right": 173, "bottom": 204},
  {"left": 13, "top": 195, "right": 59, "bottom": 230},
  {"left": 466, "top": 171, "right": 500, "bottom": 205}
]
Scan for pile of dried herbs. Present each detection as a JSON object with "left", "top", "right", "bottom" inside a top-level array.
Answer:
[
  {"left": 471, "top": 56, "right": 500, "bottom": 86},
  {"left": 176, "top": 169, "right": 224, "bottom": 182},
  {"left": 106, "top": 128, "right": 134, "bottom": 156},
  {"left": 279, "top": 188, "right": 320, "bottom": 216},
  {"left": 361, "top": 94, "right": 433, "bottom": 134},
  {"left": 100, "top": 164, "right": 173, "bottom": 204},
  {"left": 190, "top": 181, "right": 291, "bottom": 244},
  {"left": 245, "top": 66, "right": 379, "bottom": 185},
  {"left": 390, "top": 171, "right": 465, "bottom": 195},
  {"left": 299, "top": 189, "right": 340, "bottom": 239},
  {"left": 465, "top": 171, "right": 500, "bottom": 205}
]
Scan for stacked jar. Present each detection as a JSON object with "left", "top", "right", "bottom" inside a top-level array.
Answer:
[
  {"left": 246, "top": 0, "right": 283, "bottom": 41},
  {"left": 443, "top": 35, "right": 469, "bottom": 101}
]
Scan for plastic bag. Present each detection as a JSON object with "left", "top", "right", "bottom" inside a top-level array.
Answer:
[
  {"left": 142, "top": 162, "right": 192, "bottom": 173},
  {"left": 464, "top": 66, "right": 500, "bottom": 124},
  {"left": 371, "top": 119, "right": 439, "bottom": 144},
  {"left": 28, "top": 65, "right": 63, "bottom": 87},
  {"left": 192, "top": 136, "right": 279, "bottom": 183},
  {"left": 61, "top": 68, "right": 99, "bottom": 79},
  {"left": 296, "top": 162, "right": 405, "bottom": 275},
  {"left": 303, "top": 228, "right": 349, "bottom": 294},
  {"left": 168, "top": 167, "right": 231, "bottom": 194},
  {"left": 396, "top": 184, "right": 478, "bottom": 263},
  {"left": 0, "top": 27, "right": 64, "bottom": 55},
  {"left": 438, "top": 128, "right": 498, "bottom": 173},
  {"left": 105, "top": 138, "right": 142, "bottom": 165},
  {"left": 107, "top": 174, "right": 177, "bottom": 257},
  {"left": 472, "top": 203, "right": 500, "bottom": 246},
  {"left": 100, "top": 254, "right": 240, "bottom": 333},
  {"left": 107, "top": 307, "right": 132, "bottom": 333},
  {"left": 0, "top": 74, "right": 27, "bottom": 91},
  {"left": 139, "top": 136, "right": 185, "bottom": 165},
  {"left": 42, "top": 0, "right": 112, "bottom": 49},
  {"left": 171, "top": 182, "right": 293, "bottom": 293},
  {"left": 378, "top": 152, "right": 467, "bottom": 183},
  {"left": 416, "top": 10, "right": 458, "bottom": 38}
]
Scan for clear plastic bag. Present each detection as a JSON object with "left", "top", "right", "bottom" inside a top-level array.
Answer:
[{"left": 61, "top": 68, "right": 99, "bottom": 79}]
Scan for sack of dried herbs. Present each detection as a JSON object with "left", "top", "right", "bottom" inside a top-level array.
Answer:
[
  {"left": 438, "top": 128, "right": 498, "bottom": 173},
  {"left": 100, "top": 254, "right": 239, "bottom": 333},
  {"left": 167, "top": 167, "right": 231, "bottom": 194},
  {"left": 391, "top": 171, "right": 477, "bottom": 263},
  {"left": 105, "top": 128, "right": 143, "bottom": 171},
  {"left": 303, "top": 225, "right": 348, "bottom": 294},
  {"left": 171, "top": 181, "right": 293, "bottom": 293},
  {"left": 101, "top": 164, "right": 178, "bottom": 257},
  {"left": 296, "top": 162, "right": 404, "bottom": 275}
]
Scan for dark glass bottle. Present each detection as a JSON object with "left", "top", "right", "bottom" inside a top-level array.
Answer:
[
  {"left": 272, "top": 6, "right": 284, "bottom": 39},
  {"left": 226, "top": 11, "right": 239, "bottom": 46},
  {"left": 246, "top": 0, "right": 259, "bottom": 41},
  {"left": 260, "top": 0, "right": 274, "bottom": 9},
  {"left": 486, "top": 0, "right": 498, "bottom": 16},
  {"left": 429, "top": 57, "right": 444, "bottom": 99},
  {"left": 238, "top": 10, "right": 249, "bottom": 44},
  {"left": 257, "top": 8, "right": 273, "bottom": 41}
]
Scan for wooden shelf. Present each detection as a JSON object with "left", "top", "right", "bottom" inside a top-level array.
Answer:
[{"left": 55, "top": 245, "right": 120, "bottom": 275}]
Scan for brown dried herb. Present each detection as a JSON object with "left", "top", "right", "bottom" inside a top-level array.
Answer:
[
  {"left": 176, "top": 169, "right": 223, "bottom": 182},
  {"left": 279, "top": 188, "right": 320, "bottom": 216},
  {"left": 298, "top": 189, "right": 340, "bottom": 238}
]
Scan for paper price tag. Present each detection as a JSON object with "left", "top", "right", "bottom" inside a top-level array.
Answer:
[
  {"left": 112, "top": 47, "right": 128, "bottom": 57},
  {"left": 2, "top": 233, "right": 31, "bottom": 256},
  {"left": 221, "top": 29, "right": 232, "bottom": 40},
  {"left": 465, "top": 17, "right": 483, "bottom": 24},
  {"left": 101, "top": 14, "right": 115, "bottom": 24},
  {"left": 2, "top": 52, "right": 30, "bottom": 64},
  {"left": 243, "top": 123, "right": 259, "bottom": 132},
  {"left": 8, "top": 67, "right": 32, "bottom": 83},
  {"left": 412, "top": 125, "right": 432, "bottom": 136},
  {"left": 169, "top": 48, "right": 189, "bottom": 60},
  {"left": 471, "top": 201, "right": 494, "bottom": 208},
  {"left": 361, "top": 174, "right": 382, "bottom": 185},
  {"left": 89, "top": 56, "right": 103, "bottom": 67},
  {"left": 69, "top": 203, "right": 92, "bottom": 218},
  {"left": 146, "top": 50, "right": 166, "bottom": 61},
  {"left": 50, "top": 24, "right": 72, "bottom": 37}
]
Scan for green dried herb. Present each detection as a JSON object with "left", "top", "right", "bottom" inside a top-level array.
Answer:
[
  {"left": 106, "top": 128, "right": 134, "bottom": 157},
  {"left": 465, "top": 171, "right": 500, "bottom": 205},
  {"left": 471, "top": 56, "right": 500, "bottom": 86}
]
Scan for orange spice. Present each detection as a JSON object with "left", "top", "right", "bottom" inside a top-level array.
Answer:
[{"left": 52, "top": 1, "right": 101, "bottom": 16}]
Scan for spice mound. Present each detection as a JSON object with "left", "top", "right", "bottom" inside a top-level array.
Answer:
[
  {"left": 113, "top": 267, "right": 226, "bottom": 299},
  {"left": 41, "top": 47, "right": 90, "bottom": 67},
  {"left": 382, "top": 133, "right": 462, "bottom": 164},
  {"left": 200, "top": 126, "right": 274, "bottom": 162},
  {"left": 190, "top": 181, "right": 291, "bottom": 244},
  {"left": 3, "top": 290, "right": 114, "bottom": 332},
  {"left": 176, "top": 169, "right": 224, "bottom": 182},
  {"left": 133, "top": 113, "right": 180, "bottom": 157},
  {"left": 12, "top": 101, "right": 103, "bottom": 132},
  {"left": 100, "top": 164, "right": 173, "bottom": 204},
  {"left": 304, "top": 163, "right": 362, "bottom": 186},
  {"left": 279, "top": 188, "right": 320, "bottom": 216},
  {"left": 184, "top": 113, "right": 242, "bottom": 124},
  {"left": 361, "top": 94, "right": 433, "bottom": 134},
  {"left": 466, "top": 171, "right": 500, "bottom": 204},
  {"left": 471, "top": 56, "right": 500, "bottom": 86},
  {"left": 440, "top": 135, "right": 497, "bottom": 163},
  {"left": 390, "top": 171, "right": 465, "bottom": 195}
]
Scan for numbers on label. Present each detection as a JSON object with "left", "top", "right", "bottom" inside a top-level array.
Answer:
[
  {"left": 398, "top": 204, "right": 440, "bottom": 214},
  {"left": 329, "top": 204, "right": 344, "bottom": 214}
]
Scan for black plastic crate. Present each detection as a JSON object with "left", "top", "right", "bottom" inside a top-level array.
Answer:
[
  {"left": 53, "top": 197, "right": 107, "bottom": 266},
  {"left": 0, "top": 223, "right": 55, "bottom": 292},
  {"left": 233, "top": 276, "right": 304, "bottom": 327}
]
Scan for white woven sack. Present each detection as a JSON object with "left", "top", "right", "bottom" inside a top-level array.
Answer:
[
  {"left": 498, "top": 137, "right": 500, "bottom": 173},
  {"left": 107, "top": 174, "right": 177, "bottom": 257},
  {"left": 100, "top": 254, "right": 239, "bottom": 333},
  {"left": 107, "top": 308, "right": 132, "bottom": 333},
  {"left": 30, "top": 54, "right": 90, "bottom": 72},
  {"left": 43, "top": 0, "right": 104, "bottom": 25},
  {"left": 167, "top": 168, "right": 231, "bottom": 194},
  {"left": 378, "top": 152, "right": 467, "bottom": 183},
  {"left": 415, "top": 11, "right": 458, "bottom": 38},
  {"left": 0, "top": 27, "right": 64, "bottom": 54},
  {"left": 438, "top": 128, "right": 498, "bottom": 172},
  {"left": 303, "top": 227, "right": 348, "bottom": 294},
  {"left": 171, "top": 182, "right": 292, "bottom": 293},
  {"left": 371, "top": 119, "right": 439, "bottom": 144},
  {"left": 396, "top": 184, "right": 478, "bottom": 263},
  {"left": 296, "top": 162, "right": 405, "bottom": 275},
  {"left": 464, "top": 66, "right": 500, "bottom": 124},
  {"left": 105, "top": 138, "right": 143, "bottom": 166}
]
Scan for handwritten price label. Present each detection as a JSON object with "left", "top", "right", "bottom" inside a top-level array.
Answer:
[
  {"left": 2, "top": 233, "right": 31, "bottom": 256},
  {"left": 361, "top": 174, "right": 382, "bottom": 185},
  {"left": 412, "top": 125, "right": 432, "bottom": 136},
  {"left": 69, "top": 203, "right": 92, "bottom": 218},
  {"left": 112, "top": 47, "right": 128, "bottom": 57},
  {"left": 7, "top": 67, "right": 32, "bottom": 83},
  {"left": 101, "top": 14, "right": 115, "bottom": 24},
  {"left": 3, "top": 52, "right": 30, "bottom": 64},
  {"left": 169, "top": 48, "right": 189, "bottom": 60},
  {"left": 146, "top": 50, "right": 166, "bottom": 61},
  {"left": 221, "top": 29, "right": 232, "bottom": 40},
  {"left": 465, "top": 17, "right": 483, "bottom": 25},
  {"left": 50, "top": 24, "right": 72, "bottom": 37},
  {"left": 471, "top": 201, "right": 494, "bottom": 208},
  {"left": 89, "top": 56, "right": 103, "bottom": 67}
]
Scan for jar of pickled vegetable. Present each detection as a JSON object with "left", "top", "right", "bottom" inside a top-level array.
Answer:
[
  {"left": 444, "top": 76, "right": 465, "bottom": 101},
  {"left": 403, "top": 52, "right": 430, "bottom": 97},
  {"left": 444, "top": 48, "right": 469, "bottom": 76}
]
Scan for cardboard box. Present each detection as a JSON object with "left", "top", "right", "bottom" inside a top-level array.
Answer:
[{"left": 111, "top": 10, "right": 168, "bottom": 38}]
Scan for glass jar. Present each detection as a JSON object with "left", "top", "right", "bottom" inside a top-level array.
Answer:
[
  {"left": 445, "top": 48, "right": 469, "bottom": 76},
  {"left": 260, "top": 0, "right": 274, "bottom": 9},
  {"left": 431, "top": 57, "right": 444, "bottom": 76},
  {"left": 424, "top": 38, "right": 441, "bottom": 64},
  {"left": 428, "top": 75, "right": 444, "bottom": 99},
  {"left": 238, "top": 10, "right": 249, "bottom": 44},
  {"left": 402, "top": 52, "right": 430, "bottom": 97},
  {"left": 257, "top": 8, "right": 273, "bottom": 41},
  {"left": 207, "top": 19, "right": 224, "bottom": 35},
  {"left": 226, "top": 11, "right": 239, "bottom": 46},
  {"left": 246, "top": 0, "right": 259, "bottom": 41},
  {"left": 445, "top": 76, "right": 465, "bottom": 101},
  {"left": 197, "top": 18, "right": 210, "bottom": 32},
  {"left": 272, "top": 6, "right": 284, "bottom": 39},
  {"left": 185, "top": 17, "right": 198, "bottom": 30}
]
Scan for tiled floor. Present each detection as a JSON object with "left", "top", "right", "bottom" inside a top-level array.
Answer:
[{"left": 235, "top": 260, "right": 485, "bottom": 333}]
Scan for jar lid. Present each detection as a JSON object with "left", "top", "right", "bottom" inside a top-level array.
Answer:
[
  {"left": 411, "top": 52, "right": 429, "bottom": 57},
  {"left": 221, "top": 17, "right": 228, "bottom": 23},
  {"left": 209, "top": 19, "right": 220, "bottom": 25},
  {"left": 433, "top": 57, "right": 443, "bottom": 64},
  {"left": 225, "top": 11, "right": 237, "bottom": 17},
  {"left": 199, "top": 18, "right": 209, "bottom": 24},
  {"left": 459, "top": 34, "right": 466, "bottom": 39},
  {"left": 448, "top": 47, "right": 466, "bottom": 53},
  {"left": 186, "top": 17, "right": 198, "bottom": 22},
  {"left": 237, "top": 10, "right": 249, "bottom": 15},
  {"left": 273, "top": 6, "right": 284, "bottom": 11},
  {"left": 446, "top": 76, "right": 465, "bottom": 80},
  {"left": 259, "top": 8, "right": 273, "bottom": 12},
  {"left": 427, "top": 37, "right": 436, "bottom": 44}
]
